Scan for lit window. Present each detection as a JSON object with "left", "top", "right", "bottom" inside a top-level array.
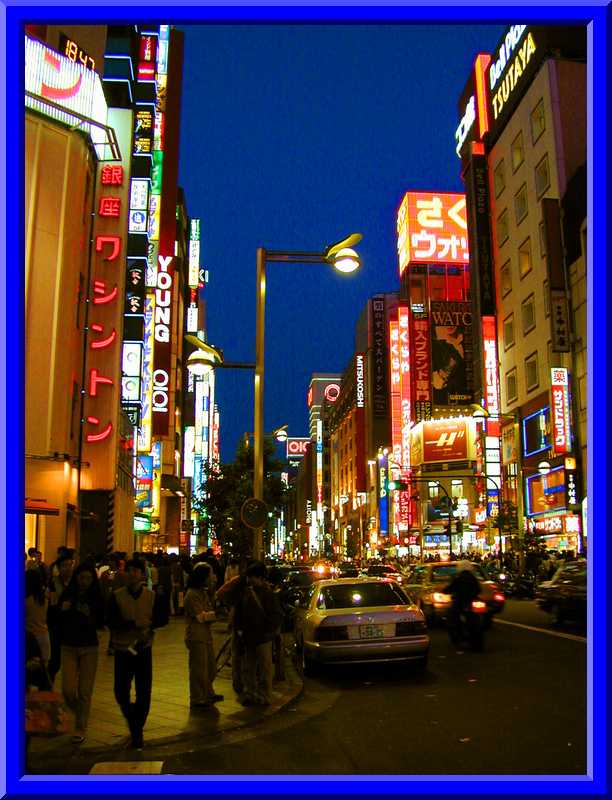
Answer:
[
  {"left": 514, "top": 183, "right": 528, "bottom": 224},
  {"left": 535, "top": 154, "right": 551, "bottom": 199},
  {"left": 496, "top": 209, "right": 509, "bottom": 247},
  {"left": 521, "top": 294, "right": 536, "bottom": 335},
  {"left": 518, "top": 237, "right": 532, "bottom": 278},
  {"left": 493, "top": 159, "right": 506, "bottom": 198},
  {"left": 500, "top": 259, "right": 512, "bottom": 297},
  {"left": 525, "top": 351, "right": 539, "bottom": 392},
  {"left": 506, "top": 369, "right": 518, "bottom": 403},
  {"left": 451, "top": 480, "right": 463, "bottom": 499},
  {"left": 530, "top": 99, "right": 546, "bottom": 143},
  {"left": 503, "top": 314, "right": 515, "bottom": 350},
  {"left": 539, "top": 220, "right": 547, "bottom": 257},
  {"left": 511, "top": 131, "right": 524, "bottom": 172},
  {"left": 428, "top": 482, "right": 439, "bottom": 500}
]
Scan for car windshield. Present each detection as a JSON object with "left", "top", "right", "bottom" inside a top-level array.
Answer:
[
  {"left": 319, "top": 582, "right": 409, "bottom": 609},
  {"left": 430, "top": 564, "right": 487, "bottom": 581}
]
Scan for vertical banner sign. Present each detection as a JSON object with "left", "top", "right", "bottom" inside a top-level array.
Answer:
[
  {"left": 137, "top": 293, "right": 155, "bottom": 453},
  {"left": 430, "top": 300, "right": 474, "bottom": 405},
  {"left": 371, "top": 297, "right": 388, "bottom": 417},
  {"left": 83, "top": 109, "right": 132, "bottom": 487},
  {"left": 550, "top": 368, "right": 572, "bottom": 455},
  {"left": 542, "top": 198, "right": 571, "bottom": 353},
  {"left": 411, "top": 314, "right": 432, "bottom": 421},
  {"left": 316, "top": 419, "right": 323, "bottom": 521},
  {"left": 465, "top": 151, "right": 496, "bottom": 316},
  {"left": 188, "top": 219, "right": 200, "bottom": 288},
  {"left": 355, "top": 354, "right": 366, "bottom": 492},
  {"left": 398, "top": 305, "right": 412, "bottom": 531},
  {"left": 207, "top": 370, "right": 216, "bottom": 464},
  {"left": 151, "top": 253, "right": 174, "bottom": 436},
  {"left": 212, "top": 407, "right": 220, "bottom": 465},
  {"left": 389, "top": 318, "right": 402, "bottom": 533},
  {"left": 378, "top": 451, "right": 388, "bottom": 538},
  {"left": 482, "top": 316, "right": 501, "bottom": 436}
]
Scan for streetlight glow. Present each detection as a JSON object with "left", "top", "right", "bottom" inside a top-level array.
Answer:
[{"left": 330, "top": 247, "right": 361, "bottom": 274}]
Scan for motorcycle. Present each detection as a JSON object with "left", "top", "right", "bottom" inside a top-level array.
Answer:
[{"left": 448, "top": 599, "right": 487, "bottom": 651}]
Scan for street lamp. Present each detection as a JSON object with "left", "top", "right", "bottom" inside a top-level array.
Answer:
[
  {"left": 253, "top": 233, "right": 363, "bottom": 561},
  {"left": 244, "top": 424, "right": 288, "bottom": 446}
]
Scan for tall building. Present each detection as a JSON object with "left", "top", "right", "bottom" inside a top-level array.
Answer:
[
  {"left": 456, "top": 24, "right": 587, "bottom": 554},
  {"left": 24, "top": 24, "right": 189, "bottom": 560}
]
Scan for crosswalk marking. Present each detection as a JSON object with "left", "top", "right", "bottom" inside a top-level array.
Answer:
[{"left": 494, "top": 617, "right": 587, "bottom": 643}]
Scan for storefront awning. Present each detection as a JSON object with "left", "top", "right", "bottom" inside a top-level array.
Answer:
[{"left": 25, "top": 498, "right": 60, "bottom": 516}]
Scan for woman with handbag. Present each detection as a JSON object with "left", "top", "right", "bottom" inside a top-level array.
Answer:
[
  {"left": 58, "top": 563, "right": 106, "bottom": 744},
  {"left": 184, "top": 563, "right": 223, "bottom": 708},
  {"left": 26, "top": 569, "right": 50, "bottom": 666}
]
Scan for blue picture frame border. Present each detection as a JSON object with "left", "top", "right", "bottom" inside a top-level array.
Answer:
[{"left": 2, "top": 1, "right": 607, "bottom": 796}]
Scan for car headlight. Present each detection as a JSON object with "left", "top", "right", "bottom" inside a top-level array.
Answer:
[{"left": 432, "top": 592, "right": 452, "bottom": 603}]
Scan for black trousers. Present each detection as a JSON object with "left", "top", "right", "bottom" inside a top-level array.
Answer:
[
  {"left": 113, "top": 647, "right": 153, "bottom": 737},
  {"left": 47, "top": 626, "right": 61, "bottom": 683}
]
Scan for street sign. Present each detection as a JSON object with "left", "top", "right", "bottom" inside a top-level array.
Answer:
[{"left": 241, "top": 497, "right": 268, "bottom": 528}]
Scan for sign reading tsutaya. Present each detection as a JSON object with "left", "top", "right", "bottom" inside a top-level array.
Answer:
[
  {"left": 489, "top": 25, "right": 536, "bottom": 121},
  {"left": 397, "top": 191, "right": 469, "bottom": 274},
  {"left": 550, "top": 368, "right": 571, "bottom": 456}
]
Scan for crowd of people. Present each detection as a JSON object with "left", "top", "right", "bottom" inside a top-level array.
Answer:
[{"left": 24, "top": 546, "right": 283, "bottom": 751}]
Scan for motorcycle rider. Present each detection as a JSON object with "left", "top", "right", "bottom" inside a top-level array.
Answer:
[{"left": 443, "top": 561, "right": 482, "bottom": 647}]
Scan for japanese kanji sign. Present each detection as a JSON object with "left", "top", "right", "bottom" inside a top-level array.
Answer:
[
  {"left": 411, "top": 314, "right": 432, "bottom": 421},
  {"left": 397, "top": 191, "right": 469, "bottom": 273}
]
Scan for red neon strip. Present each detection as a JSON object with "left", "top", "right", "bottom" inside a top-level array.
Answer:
[{"left": 474, "top": 53, "right": 491, "bottom": 139}]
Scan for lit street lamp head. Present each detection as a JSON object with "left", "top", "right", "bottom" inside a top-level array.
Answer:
[
  {"left": 324, "top": 233, "right": 363, "bottom": 274},
  {"left": 186, "top": 342, "right": 223, "bottom": 376}
]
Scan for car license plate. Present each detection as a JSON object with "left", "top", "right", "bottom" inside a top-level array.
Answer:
[{"left": 360, "top": 624, "right": 384, "bottom": 639}]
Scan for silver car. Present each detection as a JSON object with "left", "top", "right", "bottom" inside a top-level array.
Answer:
[{"left": 293, "top": 577, "right": 429, "bottom": 674}]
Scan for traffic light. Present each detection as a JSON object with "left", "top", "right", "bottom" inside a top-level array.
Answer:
[{"left": 388, "top": 480, "right": 408, "bottom": 491}]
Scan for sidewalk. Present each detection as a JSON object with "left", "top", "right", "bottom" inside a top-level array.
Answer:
[{"left": 28, "top": 617, "right": 303, "bottom": 765}]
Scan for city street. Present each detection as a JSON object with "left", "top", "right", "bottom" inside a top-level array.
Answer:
[{"left": 160, "top": 601, "right": 586, "bottom": 776}]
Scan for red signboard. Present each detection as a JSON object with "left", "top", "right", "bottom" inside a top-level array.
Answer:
[
  {"left": 482, "top": 316, "right": 501, "bottom": 437},
  {"left": 398, "top": 306, "right": 412, "bottom": 530},
  {"left": 550, "top": 368, "right": 571, "bottom": 456},
  {"left": 286, "top": 438, "right": 311, "bottom": 458},
  {"left": 411, "top": 314, "right": 432, "bottom": 421},
  {"left": 422, "top": 419, "right": 469, "bottom": 463},
  {"left": 389, "top": 320, "right": 402, "bottom": 476},
  {"left": 397, "top": 191, "right": 469, "bottom": 273}
]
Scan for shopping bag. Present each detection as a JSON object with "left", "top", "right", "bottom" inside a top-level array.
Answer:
[{"left": 25, "top": 690, "right": 75, "bottom": 735}]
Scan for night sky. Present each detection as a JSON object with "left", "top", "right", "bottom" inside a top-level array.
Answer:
[{"left": 177, "top": 24, "right": 505, "bottom": 461}]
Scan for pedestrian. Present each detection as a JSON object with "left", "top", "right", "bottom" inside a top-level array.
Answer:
[
  {"left": 57, "top": 562, "right": 106, "bottom": 744},
  {"left": 47, "top": 552, "right": 75, "bottom": 685},
  {"left": 170, "top": 555, "right": 185, "bottom": 616},
  {"left": 25, "top": 568, "right": 50, "bottom": 667},
  {"left": 106, "top": 558, "right": 169, "bottom": 750},
  {"left": 216, "top": 562, "right": 252, "bottom": 698},
  {"left": 239, "top": 562, "right": 283, "bottom": 707},
  {"left": 183, "top": 563, "right": 224, "bottom": 708},
  {"left": 224, "top": 557, "right": 241, "bottom": 584}
]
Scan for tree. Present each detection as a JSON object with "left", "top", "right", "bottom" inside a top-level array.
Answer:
[{"left": 191, "top": 438, "right": 286, "bottom": 557}]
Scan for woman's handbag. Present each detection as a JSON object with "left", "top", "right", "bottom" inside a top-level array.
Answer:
[{"left": 25, "top": 690, "right": 75, "bottom": 736}]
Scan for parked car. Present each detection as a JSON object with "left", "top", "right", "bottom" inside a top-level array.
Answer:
[
  {"left": 535, "top": 560, "right": 586, "bottom": 626},
  {"left": 293, "top": 577, "right": 429, "bottom": 674},
  {"left": 404, "top": 561, "right": 505, "bottom": 626}
]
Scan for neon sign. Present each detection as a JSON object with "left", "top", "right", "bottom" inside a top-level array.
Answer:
[
  {"left": 550, "top": 368, "right": 571, "bottom": 455},
  {"left": 490, "top": 26, "right": 536, "bottom": 121}
]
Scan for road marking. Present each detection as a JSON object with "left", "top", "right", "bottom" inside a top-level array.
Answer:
[
  {"left": 494, "top": 618, "right": 586, "bottom": 642},
  {"left": 89, "top": 762, "right": 164, "bottom": 774}
]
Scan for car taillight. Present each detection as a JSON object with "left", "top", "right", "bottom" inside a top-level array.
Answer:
[
  {"left": 396, "top": 621, "right": 427, "bottom": 636},
  {"left": 314, "top": 625, "right": 349, "bottom": 642},
  {"left": 493, "top": 592, "right": 505, "bottom": 602},
  {"left": 471, "top": 600, "right": 487, "bottom": 612}
]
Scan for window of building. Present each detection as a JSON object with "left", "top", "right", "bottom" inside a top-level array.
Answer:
[
  {"left": 534, "top": 153, "right": 551, "bottom": 198},
  {"left": 514, "top": 183, "right": 528, "bottom": 225},
  {"left": 521, "top": 293, "right": 536, "bottom": 335},
  {"left": 518, "top": 237, "right": 532, "bottom": 278},
  {"left": 451, "top": 479, "right": 464, "bottom": 499},
  {"left": 493, "top": 159, "right": 506, "bottom": 198},
  {"left": 506, "top": 369, "right": 518, "bottom": 403},
  {"left": 539, "top": 220, "right": 546, "bottom": 258},
  {"left": 500, "top": 259, "right": 512, "bottom": 298},
  {"left": 525, "top": 351, "right": 539, "bottom": 392},
  {"left": 511, "top": 130, "right": 524, "bottom": 172},
  {"left": 428, "top": 482, "right": 439, "bottom": 500},
  {"left": 503, "top": 313, "right": 515, "bottom": 350},
  {"left": 496, "top": 209, "right": 509, "bottom": 248},
  {"left": 543, "top": 280, "right": 550, "bottom": 317},
  {"left": 530, "top": 98, "right": 546, "bottom": 143}
]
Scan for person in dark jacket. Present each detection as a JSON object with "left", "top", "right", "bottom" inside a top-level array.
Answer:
[
  {"left": 106, "top": 558, "right": 169, "bottom": 750},
  {"left": 58, "top": 562, "right": 106, "bottom": 743},
  {"left": 443, "top": 561, "right": 482, "bottom": 646},
  {"left": 47, "top": 552, "right": 75, "bottom": 684},
  {"left": 240, "top": 562, "right": 283, "bottom": 706}
]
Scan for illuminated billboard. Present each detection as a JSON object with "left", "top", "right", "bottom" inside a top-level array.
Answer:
[
  {"left": 422, "top": 418, "right": 471, "bottom": 464},
  {"left": 286, "top": 438, "right": 310, "bottom": 459},
  {"left": 430, "top": 300, "right": 473, "bottom": 406},
  {"left": 550, "top": 368, "right": 572, "bottom": 456},
  {"left": 397, "top": 191, "right": 469, "bottom": 273}
]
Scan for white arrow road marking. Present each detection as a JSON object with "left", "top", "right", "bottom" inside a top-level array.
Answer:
[{"left": 494, "top": 617, "right": 586, "bottom": 643}]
